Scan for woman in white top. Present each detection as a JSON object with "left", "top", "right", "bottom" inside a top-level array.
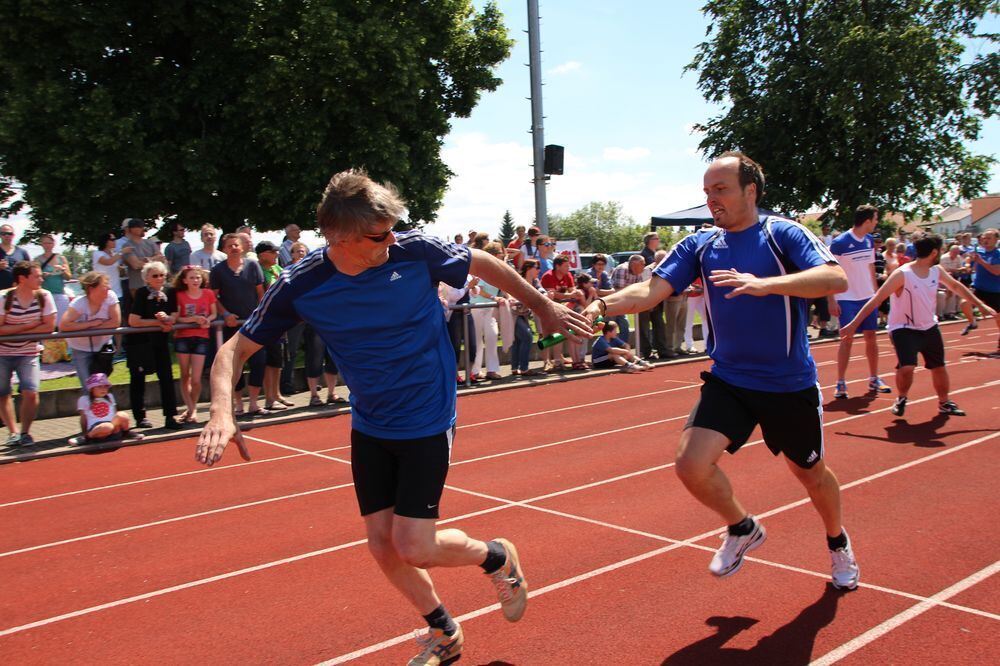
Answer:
[
  {"left": 60, "top": 271, "right": 121, "bottom": 389},
  {"left": 92, "top": 232, "right": 123, "bottom": 297}
]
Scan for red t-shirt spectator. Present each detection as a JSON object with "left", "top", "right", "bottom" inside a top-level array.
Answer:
[
  {"left": 540, "top": 269, "right": 574, "bottom": 293},
  {"left": 174, "top": 289, "right": 217, "bottom": 339}
]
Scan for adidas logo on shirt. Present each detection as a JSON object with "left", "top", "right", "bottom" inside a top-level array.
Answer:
[
  {"left": 389, "top": 271, "right": 402, "bottom": 282},
  {"left": 712, "top": 236, "right": 728, "bottom": 249},
  {"left": 806, "top": 451, "right": 818, "bottom": 464}
]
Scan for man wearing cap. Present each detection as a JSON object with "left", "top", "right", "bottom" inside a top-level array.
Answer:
[
  {"left": 120, "top": 219, "right": 166, "bottom": 298},
  {"left": 0, "top": 223, "right": 30, "bottom": 290},
  {"left": 255, "top": 240, "right": 291, "bottom": 411}
]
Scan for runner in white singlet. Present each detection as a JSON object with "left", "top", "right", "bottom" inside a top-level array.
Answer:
[{"left": 841, "top": 234, "right": 997, "bottom": 418}]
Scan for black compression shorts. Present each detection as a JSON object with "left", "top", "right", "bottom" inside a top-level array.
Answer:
[{"left": 351, "top": 427, "right": 454, "bottom": 519}]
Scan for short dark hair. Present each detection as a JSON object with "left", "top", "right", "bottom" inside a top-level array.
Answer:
[
  {"left": 854, "top": 204, "right": 879, "bottom": 227},
  {"left": 592, "top": 253, "right": 608, "bottom": 265},
  {"left": 642, "top": 231, "right": 659, "bottom": 247},
  {"left": 718, "top": 151, "right": 766, "bottom": 205},
  {"left": 552, "top": 255, "right": 568, "bottom": 266},
  {"left": 914, "top": 234, "right": 943, "bottom": 258},
  {"left": 13, "top": 260, "right": 38, "bottom": 283},
  {"left": 220, "top": 232, "right": 241, "bottom": 248},
  {"left": 519, "top": 259, "right": 539, "bottom": 277}
]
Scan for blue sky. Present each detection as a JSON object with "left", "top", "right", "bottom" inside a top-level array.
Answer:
[{"left": 425, "top": 0, "right": 1000, "bottom": 240}]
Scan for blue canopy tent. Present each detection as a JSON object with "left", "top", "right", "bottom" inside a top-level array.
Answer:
[{"left": 650, "top": 204, "right": 784, "bottom": 229}]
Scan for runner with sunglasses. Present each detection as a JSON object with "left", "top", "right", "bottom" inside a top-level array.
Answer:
[{"left": 197, "top": 169, "right": 591, "bottom": 664}]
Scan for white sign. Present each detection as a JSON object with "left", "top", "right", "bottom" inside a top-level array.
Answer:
[{"left": 555, "top": 239, "right": 581, "bottom": 270}]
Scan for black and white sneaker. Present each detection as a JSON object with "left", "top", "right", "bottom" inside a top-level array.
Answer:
[
  {"left": 961, "top": 321, "right": 978, "bottom": 335},
  {"left": 709, "top": 516, "right": 766, "bottom": 578},
  {"left": 891, "top": 396, "right": 907, "bottom": 416},
  {"left": 939, "top": 401, "right": 966, "bottom": 416}
]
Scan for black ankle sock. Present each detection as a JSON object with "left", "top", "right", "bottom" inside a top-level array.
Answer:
[
  {"left": 423, "top": 605, "right": 458, "bottom": 636},
  {"left": 827, "top": 532, "right": 848, "bottom": 551},
  {"left": 480, "top": 540, "right": 507, "bottom": 574},
  {"left": 728, "top": 515, "right": 755, "bottom": 536}
]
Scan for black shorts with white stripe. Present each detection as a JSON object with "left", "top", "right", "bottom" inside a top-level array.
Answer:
[{"left": 685, "top": 371, "right": 825, "bottom": 469}]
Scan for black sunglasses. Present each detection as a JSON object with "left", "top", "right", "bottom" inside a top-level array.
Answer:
[
  {"left": 0, "top": 231, "right": 13, "bottom": 236},
  {"left": 362, "top": 229, "right": 393, "bottom": 243}
]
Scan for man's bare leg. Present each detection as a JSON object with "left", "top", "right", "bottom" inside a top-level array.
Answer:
[
  {"left": 784, "top": 458, "right": 843, "bottom": 538},
  {"left": 675, "top": 426, "right": 747, "bottom": 525}
]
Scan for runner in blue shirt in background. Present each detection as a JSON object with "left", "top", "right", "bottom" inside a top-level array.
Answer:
[
  {"left": 584, "top": 152, "right": 862, "bottom": 591},
  {"left": 196, "top": 169, "right": 591, "bottom": 665}
]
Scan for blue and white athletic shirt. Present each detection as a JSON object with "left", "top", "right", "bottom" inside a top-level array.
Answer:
[
  {"left": 654, "top": 216, "right": 836, "bottom": 392},
  {"left": 241, "top": 232, "right": 471, "bottom": 439},
  {"left": 829, "top": 230, "right": 876, "bottom": 301}
]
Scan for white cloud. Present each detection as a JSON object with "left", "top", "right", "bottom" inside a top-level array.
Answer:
[
  {"left": 548, "top": 60, "right": 582, "bottom": 76},
  {"left": 602, "top": 146, "right": 651, "bottom": 162},
  {"left": 424, "top": 132, "right": 704, "bottom": 242}
]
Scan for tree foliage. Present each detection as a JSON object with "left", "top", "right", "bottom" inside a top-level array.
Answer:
[
  {"left": 498, "top": 209, "right": 515, "bottom": 245},
  {"left": 0, "top": 0, "right": 512, "bottom": 243},
  {"left": 687, "top": 0, "right": 998, "bottom": 228},
  {"left": 548, "top": 201, "right": 655, "bottom": 253}
]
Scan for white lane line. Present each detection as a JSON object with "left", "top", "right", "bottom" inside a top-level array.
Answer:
[
  {"left": 9, "top": 375, "right": 995, "bottom": 566},
  {"left": 809, "top": 561, "right": 1000, "bottom": 666},
  {"left": 0, "top": 447, "right": 349, "bottom": 509},
  {"left": 2, "top": 379, "right": 995, "bottom": 640},
  {"left": 0, "top": 482, "right": 356, "bottom": 559},
  {"left": 457, "top": 382, "right": 700, "bottom": 429},
  {"left": 321, "top": 429, "right": 1000, "bottom": 664}
]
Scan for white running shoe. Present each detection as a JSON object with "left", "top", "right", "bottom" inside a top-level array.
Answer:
[
  {"left": 830, "top": 530, "right": 860, "bottom": 590},
  {"left": 709, "top": 516, "right": 766, "bottom": 577}
]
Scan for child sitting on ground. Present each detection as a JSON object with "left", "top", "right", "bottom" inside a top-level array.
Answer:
[
  {"left": 591, "top": 320, "right": 652, "bottom": 373},
  {"left": 69, "top": 373, "right": 144, "bottom": 446}
]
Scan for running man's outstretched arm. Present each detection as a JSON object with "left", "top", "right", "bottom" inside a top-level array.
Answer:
[
  {"left": 468, "top": 249, "right": 592, "bottom": 340},
  {"left": 582, "top": 276, "right": 675, "bottom": 322},
  {"left": 196, "top": 332, "right": 260, "bottom": 465},
  {"left": 938, "top": 269, "right": 999, "bottom": 321},
  {"left": 710, "top": 263, "right": 848, "bottom": 300},
  {"left": 840, "top": 270, "right": 906, "bottom": 338}
]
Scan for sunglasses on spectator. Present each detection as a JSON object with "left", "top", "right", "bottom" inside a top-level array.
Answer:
[
  {"left": 0, "top": 231, "right": 13, "bottom": 236},
  {"left": 542, "top": 242, "right": 555, "bottom": 247},
  {"left": 362, "top": 229, "right": 393, "bottom": 243},
  {"left": 148, "top": 273, "right": 166, "bottom": 278}
]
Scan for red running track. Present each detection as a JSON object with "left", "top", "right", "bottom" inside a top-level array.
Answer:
[{"left": 1, "top": 322, "right": 998, "bottom": 664}]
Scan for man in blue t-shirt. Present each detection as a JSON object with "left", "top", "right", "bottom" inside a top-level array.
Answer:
[
  {"left": 969, "top": 228, "right": 1000, "bottom": 346},
  {"left": 584, "top": 152, "right": 861, "bottom": 591},
  {"left": 829, "top": 205, "right": 892, "bottom": 399},
  {"left": 195, "top": 169, "right": 591, "bottom": 663}
]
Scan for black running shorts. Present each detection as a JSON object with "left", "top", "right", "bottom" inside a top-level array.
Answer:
[
  {"left": 974, "top": 288, "right": 1000, "bottom": 312},
  {"left": 685, "top": 371, "right": 825, "bottom": 469},
  {"left": 351, "top": 427, "right": 454, "bottom": 519},
  {"left": 890, "top": 326, "right": 945, "bottom": 369}
]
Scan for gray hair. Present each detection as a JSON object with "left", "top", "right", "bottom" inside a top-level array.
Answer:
[
  {"left": 317, "top": 169, "right": 405, "bottom": 241},
  {"left": 142, "top": 261, "right": 168, "bottom": 280}
]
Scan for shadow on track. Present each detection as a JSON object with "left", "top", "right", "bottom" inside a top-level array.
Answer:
[
  {"left": 835, "top": 413, "right": 993, "bottom": 449},
  {"left": 661, "top": 584, "right": 847, "bottom": 665}
]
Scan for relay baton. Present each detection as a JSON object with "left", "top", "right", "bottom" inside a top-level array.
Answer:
[{"left": 537, "top": 316, "right": 605, "bottom": 349}]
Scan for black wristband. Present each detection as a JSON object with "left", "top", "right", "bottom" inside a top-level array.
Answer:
[{"left": 596, "top": 297, "right": 608, "bottom": 316}]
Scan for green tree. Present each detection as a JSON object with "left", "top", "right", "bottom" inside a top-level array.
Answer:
[
  {"left": 548, "top": 201, "right": 652, "bottom": 253},
  {"left": 687, "top": 0, "right": 997, "bottom": 229},
  {"left": 0, "top": 1, "right": 512, "bottom": 243},
  {"left": 498, "top": 210, "right": 515, "bottom": 245}
]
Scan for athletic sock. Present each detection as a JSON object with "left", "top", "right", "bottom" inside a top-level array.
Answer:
[
  {"left": 423, "top": 605, "right": 458, "bottom": 637},
  {"left": 480, "top": 540, "right": 507, "bottom": 574},
  {"left": 728, "top": 515, "right": 755, "bottom": 537},
  {"left": 827, "top": 532, "right": 848, "bottom": 551}
]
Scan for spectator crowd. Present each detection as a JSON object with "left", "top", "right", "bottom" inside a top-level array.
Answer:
[{"left": 0, "top": 217, "right": 996, "bottom": 449}]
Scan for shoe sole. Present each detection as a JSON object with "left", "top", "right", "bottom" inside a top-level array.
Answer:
[
  {"left": 494, "top": 538, "right": 528, "bottom": 622},
  {"left": 831, "top": 576, "right": 860, "bottom": 591},
  {"left": 711, "top": 524, "right": 767, "bottom": 578}
]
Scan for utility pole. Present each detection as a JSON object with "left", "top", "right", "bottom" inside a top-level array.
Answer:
[{"left": 526, "top": 0, "right": 548, "bottom": 235}]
